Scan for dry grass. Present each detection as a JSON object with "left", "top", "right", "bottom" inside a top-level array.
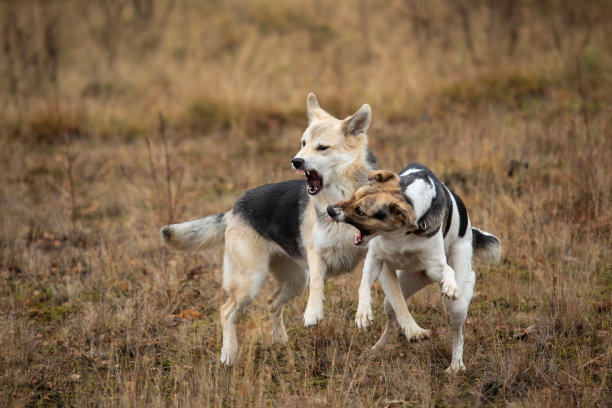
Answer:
[{"left": 1, "top": 0, "right": 611, "bottom": 406}]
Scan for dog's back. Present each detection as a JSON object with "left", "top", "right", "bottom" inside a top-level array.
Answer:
[{"left": 398, "top": 163, "right": 500, "bottom": 262}]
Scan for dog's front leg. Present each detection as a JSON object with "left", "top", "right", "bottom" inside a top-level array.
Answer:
[
  {"left": 355, "top": 252, "right": 383, "bottom": 329},
  {"left": 420, "top": 235, "right": 459, "bottom": 300},
  {"left": 303, "top": 248, "right": 326, "bottom": 327},
  {"left": 421, "top": 256, "right": 459, "bottom": 300}
]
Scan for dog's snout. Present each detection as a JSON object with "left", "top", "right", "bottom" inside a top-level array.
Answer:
[
  {"left": 327, "top": 205, "right": 338, "bottom": 218},
  {"left": 291, "top": 158, "right": 305, "bottom": 170}
]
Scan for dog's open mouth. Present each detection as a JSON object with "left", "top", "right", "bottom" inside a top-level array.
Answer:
[
  {"left": 354, "top": 229, "right": 366, "bottom": 246},
  {"left": 306, "top": 170, "right": 323, "bottom": 195},
  {"left": 296, "top": 169, "right": 323, "bottom": 195}
]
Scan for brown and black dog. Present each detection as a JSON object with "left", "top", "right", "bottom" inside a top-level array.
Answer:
[{"left": 328, "top": 164, "right": 501, "bottom": 371}]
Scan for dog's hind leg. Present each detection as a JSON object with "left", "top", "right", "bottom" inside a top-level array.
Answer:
[
  {"left": 395, "top": 268, "right": 432, "bottom": 340},
  {"left": 371, "top": 297, "right": 399, "bottom": 352},
  {"left": 398, "top": 268, "right": 432, "bottom": 301},
  {"left": 444, "top": 243, "right": 476, "bottom": 372},
  {"left": 219, "top": 217, "right": 270, "bottom": 365},
  {"left": 374, "top": 265, "right": 431, "bottom": 351},
  {"left": 268, "top": 256, "right": 308, "bottom": 344},
  {"left": 373, "top": 267, "right": 432, "bottom": 351},
  {"left": 443, "top": 296, "right": 469, "bottom": 372}
]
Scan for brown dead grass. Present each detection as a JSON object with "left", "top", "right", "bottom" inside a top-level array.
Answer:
[{"left": 1, "top": 1, "right": 611, "bottom": 407}]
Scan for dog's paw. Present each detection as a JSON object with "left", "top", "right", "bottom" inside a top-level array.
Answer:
[
  {"left": 445, "top": 360, "right": 466, "bottom": 373},
  {"left": 355, "top": 303, "right": 373, "bottom": 330},
  {"left": 440, "top": 279, "right": 460, "bottom": 300},
  {"left": 220, "top": 348, "right": 237, "bottom": 366},
  {"left": 303, "top": 304, "right": 324, "bottom": 327},
  {"left": 271, "top": 327, "right": 289, "bottom": 345},
  {"left": 404, "top": 325, "right": 432, "bottom": 342}
]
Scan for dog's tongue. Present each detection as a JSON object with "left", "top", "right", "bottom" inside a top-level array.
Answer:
[{"left": 354, "top": 231, "right": 363, "bottom": 246}]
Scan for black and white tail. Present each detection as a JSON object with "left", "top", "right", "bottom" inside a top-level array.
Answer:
[
  {"left": 472, "top": 228, "right": 502, "bottom": 265},
  {"left": 160, "top": 213, "right": 228, "bottom": 252}
]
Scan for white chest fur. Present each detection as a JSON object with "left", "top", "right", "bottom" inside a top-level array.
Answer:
[
  {"left": 371, "top": 232, "right": 443, "bottom": 270},
  {"left": 313, "top": 219, "right": 366, "bottom": 278}
]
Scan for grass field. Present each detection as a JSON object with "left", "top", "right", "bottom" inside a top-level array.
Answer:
[{"left": 1, "top": 0, "right": 610, "bottom": 406}]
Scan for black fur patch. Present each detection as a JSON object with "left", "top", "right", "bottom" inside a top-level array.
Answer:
[
  {"left": 233, "top": 180, "right": 309, "bottom": 258},
  {"left": 414, "top": 224, "right": 441, "bottom": 238},
  {"left": 422, "top": 177, "right": 446, "bottom": 229},
  {"left": 472, "top": 228, "right": 500, "bottom": 249},
  {"left": 399, "top": 163, "right": 447, "bottom": 237},
  {"left": 161, "top": 225, "right": 171, "bottom": 240},
  {"left": 450, "top": 190, "right": 468, "bottom": 237},
  {"left": 442, "top": 187, "right": 453, "bottom": 238},
  {"left": 373, "top": 209, "right": 388, "bottom": 220},
  {"left": 366, "top": 148, "right": 377, "bottom": 169}
]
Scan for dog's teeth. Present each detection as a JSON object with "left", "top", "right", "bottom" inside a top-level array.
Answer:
[{"left": 306, "top": 171, "right": 310, "bottom": 176}]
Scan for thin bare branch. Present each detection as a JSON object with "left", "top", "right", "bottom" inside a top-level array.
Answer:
[{"left": 159, "top": 111, "right": 173, "bottom": 224}]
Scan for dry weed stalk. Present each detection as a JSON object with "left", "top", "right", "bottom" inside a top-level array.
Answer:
[
  {"left": 575, "top": 56, "right": 600, "bottom": 220},
  {"left": 64, "top": 135, "right": 78, "bottom": 229},
  {"left": 120, "top": 112, "right": 183, "bottom": 224},
  {"left": 456, "top": 1, "right": 479, "bottom": 65},
  {"left": 144, "top": 135, "right": 159, "bottom": 190},
  {"left": 357, "top": 0, "right": 371, "bottom": 63},
  {"left": 159, "top": 111, "right": 182, "bottom": 225},
  {"left": 159, "top": 112, "right": 173, "bottom": 224}
]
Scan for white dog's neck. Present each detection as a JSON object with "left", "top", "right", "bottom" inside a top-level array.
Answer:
[
  {"left": 311, "top": 161, "right": 370, "bottom": 213},
  {"left": 311, "top": 182, "right": 351, "bottom": 209}
]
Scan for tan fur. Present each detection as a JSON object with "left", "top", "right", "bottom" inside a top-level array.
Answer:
[
  {"left": 368, "top": 169, "right": 397, "bottom": 183},
  {"left": 335, "top": 170, "right": 417, "bottom": 233},
  {"left": 292, "top": 95, "right": 376, "bottom": 327},
  {"left": 218, "top": 212, "right": 305, "bottom": 361},
  {"left": 344, "top": 148, "right": 372, "bottom": 192},
  {"left": 162, "top": 93, "right": 377, "bottom": 365}
]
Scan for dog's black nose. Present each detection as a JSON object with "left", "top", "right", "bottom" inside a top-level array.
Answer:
[
  {"left": 291, "top": 158, "right": 305, "bottom": 170},
  {"left": 327, "top": 205, "right": 337, "bottom": 218}
]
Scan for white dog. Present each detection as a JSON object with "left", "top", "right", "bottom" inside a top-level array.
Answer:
[{"left": 160, "top": 94, "right": 378, "bottom": 364}]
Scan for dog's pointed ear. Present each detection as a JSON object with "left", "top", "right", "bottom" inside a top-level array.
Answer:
[
  {"left": 307, "top": 93, "right": 320, "bottom": 111},
  {"left": 341, "top": 104, "right": 371, "bottom": 136},
  {"left": 307, "top": 93, "right": 329, "bottom": 123},
  {"left": 368, "top": 170, "right": 398, "bottom": 184}
]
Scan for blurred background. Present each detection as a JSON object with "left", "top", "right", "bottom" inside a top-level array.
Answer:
[
  {"left": 1, "top": 1, "right": 610, "bottom": 406},
  {"left": 2, "top": 0, "right": 610, "bottom": 141}
]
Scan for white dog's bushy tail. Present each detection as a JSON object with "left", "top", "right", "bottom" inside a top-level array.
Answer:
[
  {"left": 472, "top": 228, "right": 501, "bottom": 265},
  {"left": 160, "top": 213, "right": 228, "bottom": 252}
]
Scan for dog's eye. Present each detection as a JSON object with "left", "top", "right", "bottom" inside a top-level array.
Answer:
[
  {"left": 355, "top": 207, "right": 365, "bottom": 216},
  {"left": 301, "top": 141, "right": 306, "bottom": 147},
  {"left": 316, "top": 145, "right": 329, "bottom": 151}
]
